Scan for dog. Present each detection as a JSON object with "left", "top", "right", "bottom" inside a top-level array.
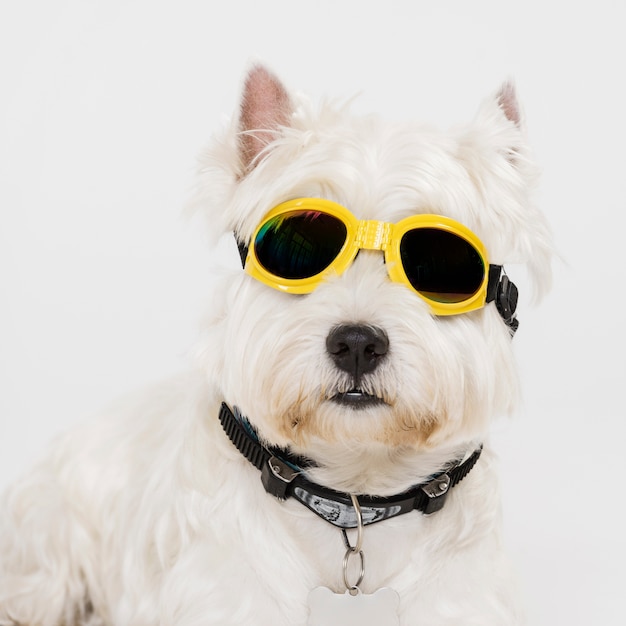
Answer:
[{"left": 0, "top": 64, "right": 552, "bottom": 625}]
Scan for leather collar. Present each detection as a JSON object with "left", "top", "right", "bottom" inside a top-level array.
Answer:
[{"left": 219, "top": 402, "right": 482, "bottom": 529}]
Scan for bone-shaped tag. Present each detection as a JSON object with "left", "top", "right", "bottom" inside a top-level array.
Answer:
[{"left": 307, "top": 586, "right": 400, "bottom": 626}]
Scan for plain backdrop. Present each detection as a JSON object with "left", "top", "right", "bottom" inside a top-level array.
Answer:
[{"left": 1, "top": 1, "right": 624, "bottom": 624}]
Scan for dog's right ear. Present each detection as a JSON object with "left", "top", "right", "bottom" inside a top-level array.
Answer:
[{"left": 238, "top": 65, "right": 293, "bottom": 173}]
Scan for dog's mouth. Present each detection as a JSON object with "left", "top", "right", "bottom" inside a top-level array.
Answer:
[{"left": 330, "top": 389, "right": 388, "bottom": 409}]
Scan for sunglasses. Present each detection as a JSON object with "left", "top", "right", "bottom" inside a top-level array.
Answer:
[{"left": 243, "top": 198, "right": 503, "bottom": 316}]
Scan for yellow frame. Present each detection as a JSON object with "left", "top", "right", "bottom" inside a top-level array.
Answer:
[{"left": 245, "top": 198, "right": 490, "bottom": 316}]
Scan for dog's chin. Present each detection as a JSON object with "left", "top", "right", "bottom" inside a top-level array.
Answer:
[{"left": 329, "top": 390, "right": 388, "bottom": 409}]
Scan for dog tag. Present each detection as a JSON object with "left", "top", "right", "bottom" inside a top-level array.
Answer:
[{"left": 307, "top": 586, "right": 400, "bottom": 626}]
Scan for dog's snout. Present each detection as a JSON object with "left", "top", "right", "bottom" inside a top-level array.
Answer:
[{"left": 326, "top": 324, "right": 389, "bottom": 382}]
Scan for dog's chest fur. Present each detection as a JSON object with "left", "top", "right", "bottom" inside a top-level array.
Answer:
[{"left": 44, "top": 377, "right": 516, "bottom": 624}]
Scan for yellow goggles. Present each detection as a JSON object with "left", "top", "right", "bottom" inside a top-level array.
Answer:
[{"left": 243, "top": 198, "right": 497, "bottom": 316}]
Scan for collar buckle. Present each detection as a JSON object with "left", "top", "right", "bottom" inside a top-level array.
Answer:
[
  {"left": 421, "top": 473, "right": 451, "bottom": 514},
  {"left": 261, "top": 455, "right": 299, "bottom": 500}
]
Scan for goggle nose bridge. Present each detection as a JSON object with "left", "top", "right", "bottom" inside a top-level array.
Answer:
[{"left": 355, "top": 220, "right": 393, "bottom": 251}]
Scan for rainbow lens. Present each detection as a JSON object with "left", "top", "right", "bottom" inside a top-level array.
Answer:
[
  {"left": 254, "top": 210, "right": 348, "bottom": 280},
  {"left": 399, "top": 228, "right": 485, "bottom": 303}
]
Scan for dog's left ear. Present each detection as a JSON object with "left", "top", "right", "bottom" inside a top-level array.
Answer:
[
  {"left": 496, "top": 81, "right": 523, "bottom": 128},
  {"left": 238, "top": 65, "right": 293, "bottom": 173},
  {"left": 496, "top": 81, "right": 522, "bottom": 128},
  {"left": 465, "top": 81, "right": 527, "bottom": 167},
  {"left": 496, "top": 82, "right": 524, "bottom": 165}
]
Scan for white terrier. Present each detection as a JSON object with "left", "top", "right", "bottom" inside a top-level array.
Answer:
[{"left": 1, "top": 65, "right": 552, "bottom": 625}]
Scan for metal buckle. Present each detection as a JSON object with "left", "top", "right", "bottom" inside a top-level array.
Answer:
[
  {"left": 261, "top": 456, "right": 299, "bottom": 500},
  {"left": 421, "top": 473, "right": 451, "bottom": 514}
]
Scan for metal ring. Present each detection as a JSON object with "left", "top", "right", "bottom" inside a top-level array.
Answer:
[
  {"left": 342, "top": 546, "right": 365, "bottom": 591},
  {"left": 341, "top": 493, "right": 365, "bottom": 591},
  {"left": 341, "top": 494, "right": 363, "bottom": 553}
]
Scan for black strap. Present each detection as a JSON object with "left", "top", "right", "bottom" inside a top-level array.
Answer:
[
  {"left": 236, "top": 238, "right": 249, "bottom": 268},
  {"left": 487, "top": 264, "right": 519, "bottom": 335},
  {"left": 218, "top": 402, "right": 482, "bottom": 529}
]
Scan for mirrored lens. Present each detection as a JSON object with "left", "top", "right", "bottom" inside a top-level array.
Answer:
[
  {"left": 254, "top": 210, "right": 348, "bottom": 279},
  {"left": 400, "top": 228, "right": 485, "bottom": 303}
]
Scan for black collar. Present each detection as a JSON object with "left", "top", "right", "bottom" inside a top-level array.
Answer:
[{"left": 218, "top": 402, "right": 482, "bottom": 529}]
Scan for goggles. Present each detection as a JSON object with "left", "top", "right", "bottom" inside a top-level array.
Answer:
[{"left": 241, "top": 198, "right": 510, "bottom": 318}]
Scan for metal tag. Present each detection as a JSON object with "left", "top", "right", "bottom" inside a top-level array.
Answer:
[{"left": 307, "top": 587, "right": 400, "bottom": 626}]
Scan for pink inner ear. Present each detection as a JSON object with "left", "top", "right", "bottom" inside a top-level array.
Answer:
[
  {"left": 497, "top": 82, "right": 521, "bottom": 127},
  {"left": 239, "top": 65, "right": 292, "bottom": 170}
]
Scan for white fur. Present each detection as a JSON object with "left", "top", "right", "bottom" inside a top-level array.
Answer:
[{"left": 0, "top": 66, "right": 552, "bottom": 625}]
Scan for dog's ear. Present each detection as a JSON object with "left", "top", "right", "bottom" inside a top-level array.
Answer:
[
  {"left": 238, "top": 65, "right": 293, "bottom": 172},
  {"left": 463, "top": 83, "right": 553, "bottom": 302},
  {"left": 495, "top": 81, "right": 523, "bottom": 166},
  {"left": 465, "top": 81, "right": 526, "bottom": 167},
  {"left": 496, "top": 81, "right": 522, "bottom": 128}
]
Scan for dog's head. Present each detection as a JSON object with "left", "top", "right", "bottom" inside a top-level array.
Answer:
[{"left": 193, "top": 65, "right": 552, "bottom": 485}]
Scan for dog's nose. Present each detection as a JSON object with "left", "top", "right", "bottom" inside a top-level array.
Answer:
[{"left": 326, "top": 324, "right": 389, "bottom": 382}]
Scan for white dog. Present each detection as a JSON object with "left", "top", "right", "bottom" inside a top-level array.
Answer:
[{"left": 0, "top": 65, "right": 552, "bottom": 625}]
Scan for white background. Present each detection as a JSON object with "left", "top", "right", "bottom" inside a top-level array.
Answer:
[{"left": 1, "top": 1, "right": 624, "bottom": 624}]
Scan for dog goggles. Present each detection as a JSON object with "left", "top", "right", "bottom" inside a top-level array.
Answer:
[{"left": 242, "top": 198, "right": 508, "bottom": 317}]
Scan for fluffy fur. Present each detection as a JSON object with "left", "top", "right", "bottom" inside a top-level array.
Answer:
[{"left": 0, "top": 65, "right": 552, "bottom": 625}]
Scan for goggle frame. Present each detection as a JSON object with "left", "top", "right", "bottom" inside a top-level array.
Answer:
[{"left": 244, "top": 198, "right": 493, "bottom": 316}]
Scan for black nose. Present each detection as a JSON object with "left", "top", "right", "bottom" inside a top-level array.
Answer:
[{"left": 326, "top": 324, "right": 389, "bottom": 383}]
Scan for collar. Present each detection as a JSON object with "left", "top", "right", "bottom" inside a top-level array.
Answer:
[{"left": 218, "top": 402, "right": 482, "bottom": 529}]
